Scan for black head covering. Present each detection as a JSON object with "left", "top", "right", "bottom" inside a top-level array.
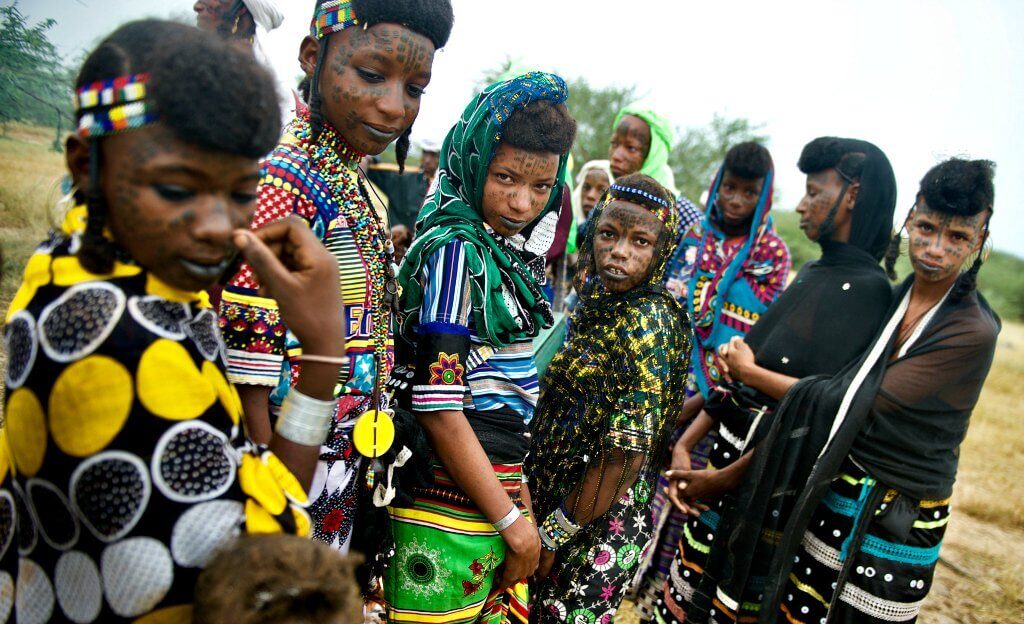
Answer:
[{"left": 798, "top": 137, "right": 897, "bottom": 261}]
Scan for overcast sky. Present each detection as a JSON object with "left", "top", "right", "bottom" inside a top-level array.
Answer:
[{"left": 22, "top": 0, "right": 1024, "bottom": 257}]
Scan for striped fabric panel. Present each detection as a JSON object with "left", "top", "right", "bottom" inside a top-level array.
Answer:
[
  {"left": 224, "top": 349, "right": 283, "bottom": 386},
  {"left": 416, "top": 241, "right": 540, "bottom": 420},
  {"left": 411, "top": 385, "right": 464, "bottom": 411}
]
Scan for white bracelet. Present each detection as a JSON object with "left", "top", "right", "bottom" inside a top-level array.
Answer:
[
  {"left": 274, "top": 387, "right": 337, "bottom": 446},
  {"left": 491, "top": 504, "right": 521, "bottom": 532}
]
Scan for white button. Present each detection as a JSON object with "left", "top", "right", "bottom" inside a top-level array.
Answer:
[
  {"left": 842, "top": 283, "right": 851, "bottom": 290},
  {"left": 833, "top": 530, "right": 842, "bottom": 537},
  {"left": 885, "top": 574, "right": 893, "bottom": 582}
]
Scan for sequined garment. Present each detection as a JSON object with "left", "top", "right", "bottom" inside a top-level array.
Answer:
[{"left": 528, "top": 289, "right": 691, "bottom": 621}]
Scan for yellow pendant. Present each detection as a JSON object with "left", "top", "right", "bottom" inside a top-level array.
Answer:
[{"left": 352, "top": 409, "right": 395, "bottom": 458}]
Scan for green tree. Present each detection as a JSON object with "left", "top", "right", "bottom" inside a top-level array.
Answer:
[{"left": 0, "top": 3, "right": 72, "bottom": 147}]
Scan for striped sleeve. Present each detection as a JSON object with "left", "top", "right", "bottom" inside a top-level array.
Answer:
[
  {"left": 411, "top": 240, "right": 473, "bottom": 412},
  {"left": 219, "top": 178, "right": 317, "bottom": 387}
]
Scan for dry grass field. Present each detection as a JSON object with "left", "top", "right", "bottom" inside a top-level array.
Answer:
[{"left": 0, "top": 126, "right": 1021, "bottom": 622}]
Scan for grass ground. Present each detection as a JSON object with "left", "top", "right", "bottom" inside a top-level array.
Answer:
[{"left": 0, "top": 128, "right": 1021, "bottom": 621}]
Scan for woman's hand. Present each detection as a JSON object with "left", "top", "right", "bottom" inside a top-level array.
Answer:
[
  {"left": 718, "top": 336, "right": 756, "bottom": 385},
  {"left": 665, "top": 468, "right": 711, "bottom": 517},
  {"left": 535, "top": 548, "right": 557, "bottom": 582},
  {"left": 669, "top": 433, "right": 693, "bottom": 473},
  {"left": 233, "top": 217, "right": 343, "bottom": 357},
  {"left": 495, "top": 515, "right": 540, "bottom": 590}
]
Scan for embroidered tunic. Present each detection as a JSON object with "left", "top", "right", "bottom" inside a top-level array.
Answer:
[{"left": 220, "top": 113, "right": 393, "bottom": 551}]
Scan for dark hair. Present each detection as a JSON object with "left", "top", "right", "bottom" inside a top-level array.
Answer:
[
  {"left": 74, "top": 20, "right": 281, "bottom": 273},
  {"left": 351, "top": 0, "right": 455, "bottom": 49},
  {"left": 310, "top": 0, "right": 454, "bottom": 172},
  {"left": 724, "top": 141, "right": 772, "bottom": 180},
  {"left": 886, "top": 158, "right": 995, "bottom": 297},
  {"left": 193, "top": 534, "right": 363, "bottom": 624},
  {"left": 215, "top": 0, "right": 255, "bottom": 40},
  {"left": 501, "top": 99, "right": 577, "bottom": 156},
  {"left": 797, "top": 137, "right": 867, "bottom": 182}
]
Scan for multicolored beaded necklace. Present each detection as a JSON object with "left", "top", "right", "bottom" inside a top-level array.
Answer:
[{"left": 291, "top": 112, "right": 394, "bottom": 392}]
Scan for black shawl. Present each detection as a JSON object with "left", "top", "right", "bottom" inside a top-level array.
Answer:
[{"left": 691, "top": 278, "right": 1001, "bottom": 623}]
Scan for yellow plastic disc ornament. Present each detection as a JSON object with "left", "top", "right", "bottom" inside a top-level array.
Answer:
[{"left": 353, "top": 410, "right": 395, "bottom": 458}]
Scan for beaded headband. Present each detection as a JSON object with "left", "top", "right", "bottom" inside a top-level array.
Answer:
[
  {"left": 609, "top": 183, "right": 674, "bottom": 226},
  {"left": 311, "top": 0, "right": 359, "bottom": 40},
  {"left": 75, "top": 73, "right": 158, "bottom": 139}
]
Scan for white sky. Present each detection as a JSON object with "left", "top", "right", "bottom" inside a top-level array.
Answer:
[{"left": 23, "top": 0, "right": 1024, "bottom": 257}]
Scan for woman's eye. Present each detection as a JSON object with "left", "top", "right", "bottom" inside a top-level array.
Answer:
[
  {"left": 535, "top": 183, "right": 552, "bottom": 192},
  {"left": 635, "top": 238, "right": 651, "bottom": 247},
  {"left": 599, "top": 230, "right": 614, "bottom": 238},
  {"left": 495, "top": 173, "right": 512, "bottom": 183},
  {"left": 231, "top": 192, "right": 258, "bottom": 204},
  {"left": 153, "top": 185, "right": 194, "bottom": 202},
  {"left": 406, "top": 84, "right": 425, "bottom": 98},
  {"left": 356, "top": 68, "right": 383, "bottom": 82}
]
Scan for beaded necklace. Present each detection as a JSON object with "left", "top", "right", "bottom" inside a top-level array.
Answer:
[{"left": 291, "top": 113, "right": 394, "bottom": 392}]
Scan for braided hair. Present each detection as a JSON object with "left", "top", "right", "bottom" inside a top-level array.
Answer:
[
  {"left": 72, "top": 20, "right": 281, "bottom": 273},
  {"left": 307, "top": 0, "right": 454, "bottom": 171}
]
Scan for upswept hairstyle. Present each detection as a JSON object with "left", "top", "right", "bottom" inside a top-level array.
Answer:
[
  {"left": 724, "top": 141, "right": 772, "bottom": 180},
  {"left": 502, "top": 99, "right": 577, "bottom": 156},
  {"left": 73, "top": 20, "right": 281, "bottom": 274},
  {"left": 308, "top": 0, "right": 454, "bottom": 172},
  {"left": 885, "top": 158, "right": 995, "bottom": 299},
  {"left": 797, "top": 136, "right": 897, "bottom": 260}
]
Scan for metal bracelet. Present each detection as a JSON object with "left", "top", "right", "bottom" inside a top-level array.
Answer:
[
  {"left": 274, "top": 387, "right": 336, "bottom": 446},
  {"left": 492, "top": 503, "right": 521, "bottom": 532}
]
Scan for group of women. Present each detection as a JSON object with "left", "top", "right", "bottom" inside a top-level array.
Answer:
[{"left": 0, "top": 1, "right": 1002, "bottom": 623}]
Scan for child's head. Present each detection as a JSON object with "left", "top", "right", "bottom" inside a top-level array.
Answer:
[
  {"left": 68, "top": 19, "right": 281, "bottom": 290},
  {"left": 193, "top": 534, "right": 363, "bottom": 624},
  {"left": 591, "top": 173, "right": 675, "bottom": 293},
  {"left": 716, "top": 142, "right": 772, "bottom": 229},
  {"left": 301, "top": 0, "right": 455, "bottom": 169},
  {"left": 481, "top": 99, "right": 576, "bottom": 237},
  {"left": 608, "top": 114, "right": 650, "bottom": 179}
]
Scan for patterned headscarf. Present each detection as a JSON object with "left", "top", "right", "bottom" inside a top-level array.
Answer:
[
  {"left": 612, "top": 103, "right": 678, "bottom": 196},
  {"left": 397, "top": 72, "right": 571, "bottom": 348}
]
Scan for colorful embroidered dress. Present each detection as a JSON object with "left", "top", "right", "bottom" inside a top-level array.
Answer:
[
  {"left": 1, "top": 218, "right": 308, "bottom": 624},
  {"left": 684, "top": 165, "right": 790, "bottom": 398},
  {"left": 220, "top": 112, "right": 393, "bottom": 551},
  {"left": 385, "top": 72, "right": 571, "bottom": 624}
]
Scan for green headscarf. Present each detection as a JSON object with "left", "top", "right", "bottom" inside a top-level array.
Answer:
[
  {"left": 612, "top": 103, "right": 678, "bottom": 196},
  {"left": 398, "top": 72, "right": 571, "bottom": 348}
]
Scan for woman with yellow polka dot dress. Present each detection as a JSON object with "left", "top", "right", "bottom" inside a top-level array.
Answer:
[{"left": 1, "top": 21, "right": 345, "bottom": 623}]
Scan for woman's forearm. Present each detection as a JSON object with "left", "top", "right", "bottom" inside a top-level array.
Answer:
[
  {"left": 563, "top": 450, "right": 645, "bottom": 525},
  {"left": 676, "top": 393, "right": 706, "bottom": 427},
  {"left": 741, "top": 364, "right": 799, "bottom": 401},
  {"left": 679, "top": 410, "right": 715, "bottom": 450},
  {"left": 418, "top": 409, "right": 516, "bottom": 522}
]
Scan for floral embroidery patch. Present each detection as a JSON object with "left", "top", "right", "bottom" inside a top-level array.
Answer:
[
  {"left": 429, "top": 352, "right": 465, "bottom": 386},
  {"left": 463, "top": 547, "right": 500, "bottom": 595}
]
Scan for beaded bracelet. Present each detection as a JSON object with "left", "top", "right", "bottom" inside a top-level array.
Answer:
[
  {"left": 275, "top": 387, "right": 337, "bottom": 446},
  {"left": 538, "top": 502, "right": 581, "bottom": 551}
]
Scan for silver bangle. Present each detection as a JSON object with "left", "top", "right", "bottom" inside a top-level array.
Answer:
[
  {"left": 274, "top": 387, "right": 337, "bottom": 446},
  {"left": 491, "top": 504, "right": 521, "bottom": 532}
]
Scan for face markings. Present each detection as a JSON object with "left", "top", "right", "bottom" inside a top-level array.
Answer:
[
  {"left": 98, "top": 125, "right": 259, "bottom": 291},
  {"left": 319, "top": 25, "right": 435, "bottom": 154},
  {"left": 481, "top": 144, "right": 559, "bottom": 237},
  {"left": 608, "top": 115, "right": 651, "bottom": 176},
  {"left": 906, "top": 201, "right": 987, "bottom": 282},
  {"left": 592, "top": 200, "right": 664, "bottom": 293}
]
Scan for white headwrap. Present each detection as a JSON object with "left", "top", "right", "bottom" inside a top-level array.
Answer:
[
  {"left": 571, "top": 160, "right": 613, "bottom": 226},
  {"left": 242, "top": 0, "right": 284, "bottom": 32}
]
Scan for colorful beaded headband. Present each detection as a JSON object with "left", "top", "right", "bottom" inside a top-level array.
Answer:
[
  {"left": 609, "top": 184, "right": 672, "bottom": 209},
  {"left": 311, "top": 0, "right": 358, "bottom": 40},
  {"left": 75, "top": 73, "right": 158, "bottom": 139}
]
